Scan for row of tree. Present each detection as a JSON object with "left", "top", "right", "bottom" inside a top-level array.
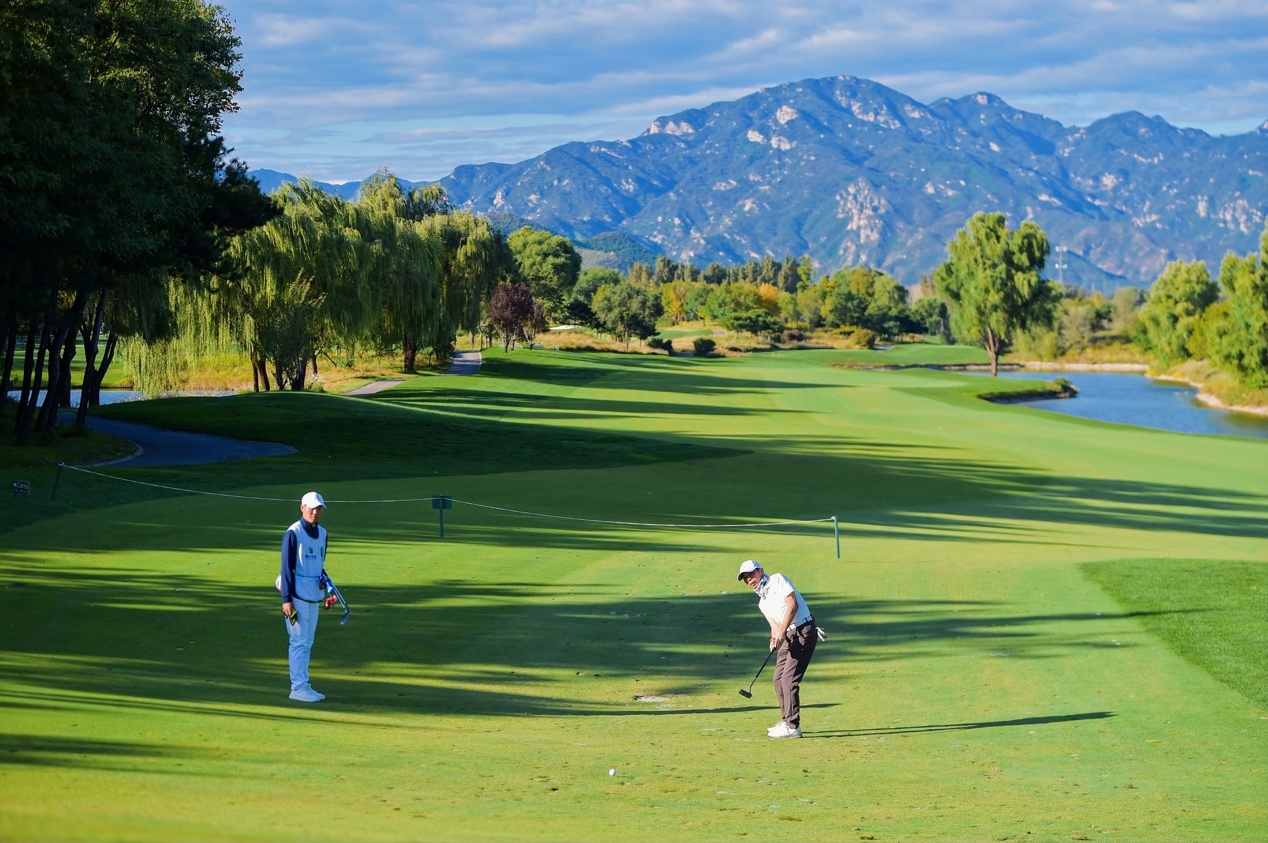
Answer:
[
  {"left": 1132, "top": 228, "right": 1268, "bottom": 388},
  {"left": 124, "top": 174, "right": 519, "bottom": 394},
  {"left": 1, "top": 0, "right": 278, "bottom": 443}
]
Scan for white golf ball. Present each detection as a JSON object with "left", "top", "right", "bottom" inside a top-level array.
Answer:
[{"left": 608, "top": 768, "right": 616, "bottom": 776}]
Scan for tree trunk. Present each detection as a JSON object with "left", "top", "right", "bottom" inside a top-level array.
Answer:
[
  {"left": 14, "top": 320, "right": 38, "bottom": 429},
  {"left": 291, "top": 358, "right": 306, "bottom": 390},
  {"left": 403, "top": 336, "right": 418, "bottom": 373},
  {"left": 93, "top": 331, "right": 117, "bottom": 407},
  {"left": 985, "top": 328, "right": 999, "bottom": 377},
  {"left": 0, "top": 315, "right": 17, "bottom": 420},
  {"left": 311, "top": 353, "right": 318, "bottom": 376},
  {"left": 252, "top": 357, "right": 260, "bottom": 392},
  {"left": 37, "top": 291, "right": 87, "bottom": 432},
  {"left": 76, "top": 290, "right": 110, "bottom": 428},
  {"left": 56, "top": 329, "right": 77, "bottom": 407},
  {"left": 35, "top": 324, "right": 72, "bottom": 432},
  {"left": 254, "top": 356, "right": 270, "bottom": 392},
  {"left": 15, "top": 323, "right": 50, "bottom": 443}
]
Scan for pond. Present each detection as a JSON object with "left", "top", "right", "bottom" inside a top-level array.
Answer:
[
  {"left": 975, "top": 371, "right": 1268, "bottom": 439},
  {"left": 7, "top": 389, "right": 233, "bottom": 408}
]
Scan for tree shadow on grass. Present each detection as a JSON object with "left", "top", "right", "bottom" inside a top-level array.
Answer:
[
  {"left": 0, "top": 571, "right": 1174, "bottom": 728},
  {"left": 378, "top": 387, "right": 800, "bottom": 421},
  {"left": 0, "top": 733, "right": 210, "bottom": 773},
  {"left": 806, "top": 711, "right": 1115, "bottom": 739},
  {"left": 470, "top": 355, "right": 843, "bottom": 396}
]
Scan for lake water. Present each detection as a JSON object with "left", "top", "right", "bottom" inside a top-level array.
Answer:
[
  {"left": 6, "top": 389, "right": 231, "bottom": 408},
  {"left": 976, "top": 371, "right": 1268, "bottom": 439}
]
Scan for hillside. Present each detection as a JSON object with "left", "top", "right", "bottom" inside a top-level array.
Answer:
[{"left": 437, "top": 75, "right": 1267, "bottom": 291}]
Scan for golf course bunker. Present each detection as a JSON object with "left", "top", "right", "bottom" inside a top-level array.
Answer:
[{"left": 74, "top": 416, "right": 295, "bottom": 467}]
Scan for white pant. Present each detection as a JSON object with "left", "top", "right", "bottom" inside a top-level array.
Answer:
[{"left": 286, "top": 600, "right": 320, "bottom": 691}]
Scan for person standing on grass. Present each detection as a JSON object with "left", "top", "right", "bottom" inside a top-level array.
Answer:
[
  {"left": 278, "top": 491, "right": 337, "bottom": 702},
  {"left": 737, "top": 559, "right": 820, "bottom": 738}
]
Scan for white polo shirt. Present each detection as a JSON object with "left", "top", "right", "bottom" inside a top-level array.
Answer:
[{"left": 755, "top": 573, "right": 812, "bottom": 629}]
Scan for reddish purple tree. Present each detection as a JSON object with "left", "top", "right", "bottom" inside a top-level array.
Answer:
[{"left": 487, "top": 282, "right": 535, "bottom": 351}]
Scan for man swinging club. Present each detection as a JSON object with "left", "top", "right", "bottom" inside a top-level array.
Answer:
[
  {"left": 279, "top": 491, "right": 338, "bottom": 703},
  {"left": 737, "top": 560, "right": 821, "bottom": 738}
]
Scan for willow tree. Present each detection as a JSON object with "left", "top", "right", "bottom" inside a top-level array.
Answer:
[
  {"left": 356, "top": 175, "right": 444, "bottom": 372},
  {"left": 934, "top": 213, "right": 1058, "bottom": 376},
  {"left": 420, "top": 212, "right": 516, "bottom": 357},
  {"left": 215, "top": 180, "right": 371, "bottom": 390}
]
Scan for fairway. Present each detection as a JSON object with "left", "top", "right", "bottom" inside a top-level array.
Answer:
[{"left": 2, "top": 349, "right": 1265, "bottom": 842}]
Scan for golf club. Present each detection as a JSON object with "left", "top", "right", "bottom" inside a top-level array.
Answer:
[
  {"left": 328, "top": 581, "right": 351, "bottom": 625},
  {"left": 738, "top": 646, "right": 777, "bottom": 698}
]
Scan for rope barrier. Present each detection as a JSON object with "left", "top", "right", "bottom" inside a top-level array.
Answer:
[{"left": 58, "top": 464, "right": 836, "bottom": 531}]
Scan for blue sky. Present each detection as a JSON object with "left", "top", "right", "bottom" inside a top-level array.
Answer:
[{"left": 219, "top": 0, "right": 1268, "bottom": 183}]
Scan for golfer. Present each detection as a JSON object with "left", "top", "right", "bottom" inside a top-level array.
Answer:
[
  {"left": 737, "top": 560, "right": 818, "bottom": 738},
  {"left": 279, "top": 491, "right": 337, "bottom": 703}
]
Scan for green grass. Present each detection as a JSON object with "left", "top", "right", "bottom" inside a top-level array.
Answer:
[
  {"left": 2, "top": 347, "right": 1267, "bottom": 841},
  {"left": 1083, "top": 560, "right": 1268, "bottom": 707}
]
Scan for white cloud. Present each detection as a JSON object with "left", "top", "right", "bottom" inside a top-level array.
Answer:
[{"left": 220, "top": 0, "right": 1268, "bottom": 181}]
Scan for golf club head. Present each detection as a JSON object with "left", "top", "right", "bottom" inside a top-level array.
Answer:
[
  {"left": 738, "top": 689, "right": 752, "bottom": 698},
  {"left": 340, "top": 608, "right": 350, "bottom": 625}
]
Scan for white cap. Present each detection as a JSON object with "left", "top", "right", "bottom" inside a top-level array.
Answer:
[
  {"left": 736, "top": 559, "right": 762, "bottom": 580},
  {"left": 301, "top": 491, "right": 326, "bottom": 509}
]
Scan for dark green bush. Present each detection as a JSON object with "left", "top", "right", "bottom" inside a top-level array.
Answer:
[{"left": 693, "top": 337, "right": 716, "bottom": 356}]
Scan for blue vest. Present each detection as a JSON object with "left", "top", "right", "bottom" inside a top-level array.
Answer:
[{"left": 289, "top": 520, "right": 327, "bottom": 602}]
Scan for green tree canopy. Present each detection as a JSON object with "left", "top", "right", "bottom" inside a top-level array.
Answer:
[
  {"left": 1135, "top": 260, "right": 1219, "bottom": 366},
  {"left": 1211, "top": 224, "right": 1268, "bottom": 388},
  {"left": 933, "top": 212, "right": 1057, "bottom": 375},
  {"left": 509, "top": 227, "right": 581, "bottom": 319},
  {"left": 592, "top": 282, "right": 661, "bottom": 347}
]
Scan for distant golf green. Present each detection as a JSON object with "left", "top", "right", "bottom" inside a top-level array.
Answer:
[{"left": 2, "top": 348, "right": 1265, "bottom": 842}]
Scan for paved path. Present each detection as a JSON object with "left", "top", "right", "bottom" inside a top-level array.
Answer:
[
  {"left": 443, "top": 350, "right": 482, "bottom": 375},
  {"left": 60, "top": 414, "right": 295, "bottom": 467},
  {"left": 344, "top": 379, "right": 406, "bottom": 397}
]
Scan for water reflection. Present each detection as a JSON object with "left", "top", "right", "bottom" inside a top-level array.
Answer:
[{"left": 976, "top": 372, "right": 1268, "bottom": 439}]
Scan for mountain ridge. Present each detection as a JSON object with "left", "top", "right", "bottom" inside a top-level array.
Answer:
[{"left": 254, "top": 75, "right": 1267, "bottom": 291}]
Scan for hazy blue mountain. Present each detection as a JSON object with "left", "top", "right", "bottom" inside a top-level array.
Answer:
[{"left": 436, "top": 76, "right": 1268, "bottom": 291}]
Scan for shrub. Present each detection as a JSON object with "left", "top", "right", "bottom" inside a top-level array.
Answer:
[
  {"left": 781, "top": 329, "right": 805, "bottom": 342},
  {"left": 846, "top": 328, "right": 877, "bottom": 349},
  {"left": 1050, "top": 377, "right": 1077, "bottom": 397},
  {"left": 648, "top": 337, "right": 674, "bottom": 352},
  {"left": 693, "top": 337, "right": 716, "bottom": 356}
]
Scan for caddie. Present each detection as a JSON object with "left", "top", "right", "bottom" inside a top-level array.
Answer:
[
  {"left": 737, "top": 559, "right": 821, "bottom": 738},
  {"left": 278, "top": 491, "right": 337, "bottom": 702}
]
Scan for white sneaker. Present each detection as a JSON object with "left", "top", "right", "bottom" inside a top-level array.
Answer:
[
  {"left": 768, "top": 722, "right": 802, "bottom": 739},
  {"left": 306, "top": 686, "right": 326, "bottom": 701},
  {"left": 289, "top": 687, "right": 322, "bottom": 703},
  {"left": 767, "top": 721, "right": 786, "bottom": 735}
]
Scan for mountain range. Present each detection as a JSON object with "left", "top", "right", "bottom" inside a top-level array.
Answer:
[{"left": 256, "top": 75, "right": 1268, "bottom": 292}]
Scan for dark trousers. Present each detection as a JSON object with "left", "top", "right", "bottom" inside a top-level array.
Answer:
[{"left": 774, "top": 621, "right": 817, "bottom": 728}]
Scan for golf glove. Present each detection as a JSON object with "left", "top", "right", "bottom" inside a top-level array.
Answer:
[{"left": 816, "top": 627, "right": 827, "bottom": 642}]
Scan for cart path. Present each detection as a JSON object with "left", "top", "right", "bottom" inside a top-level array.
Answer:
[
  {"left": 343, "top": 379, "right": 407, "bottom": 397},
  {"left": 443, "top": 350, "right": 482, "bottom": 375},
  {"left": 60, "top": 414, "right": 295, "bottom": 467}
]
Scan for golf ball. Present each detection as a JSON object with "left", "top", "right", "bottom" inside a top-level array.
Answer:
[{"left": 608, "top": 768, "right": 616, "bottom": 776}]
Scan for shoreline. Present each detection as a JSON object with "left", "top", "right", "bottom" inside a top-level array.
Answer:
[
  {"left": 1016, "top": 361, "right": 1148, "bottom": 372},
  {"left": 1152, "top": 375, "right": 1268, "bottom": 418}
]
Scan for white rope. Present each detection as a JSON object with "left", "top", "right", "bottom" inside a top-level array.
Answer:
[
  {"left": 59, "top": 464, "right": 836, "bottom": 529},
  {"left": 450, "top": 497, "right": 834, "bottom": 529},
  {"left": 60, "top": 465, "right": 438, "bottom": 503}
]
